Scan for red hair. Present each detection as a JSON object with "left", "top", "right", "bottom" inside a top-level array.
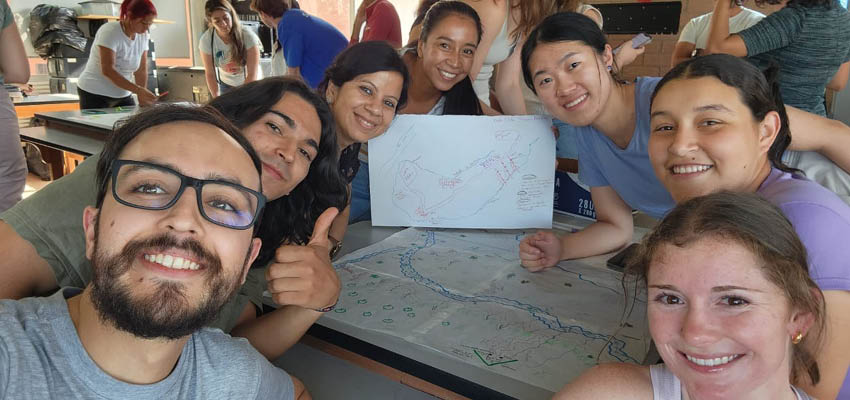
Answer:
[{"left": 120, "top": 0, "right": 157, "bottom": 20}]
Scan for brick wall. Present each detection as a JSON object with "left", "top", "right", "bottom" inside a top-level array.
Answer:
[{"left": 596, "top": 0, "right": 782, "bottom": 80}]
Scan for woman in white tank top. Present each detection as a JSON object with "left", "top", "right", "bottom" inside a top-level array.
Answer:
[
  {"left": 553, "top": 193, "right": 822, "bottom": 400},
  {"left": 460, "top": 0, "right": 610, "bottom": 115}
]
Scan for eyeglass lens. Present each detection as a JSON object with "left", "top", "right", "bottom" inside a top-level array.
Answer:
[{"left": 114, "top": 163, "right": 259, "bottom": 229}]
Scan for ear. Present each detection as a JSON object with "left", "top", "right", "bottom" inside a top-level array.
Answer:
[
  {"left": 787, "top": 308, "right": 815, "bottom": 341},
  {"left": 83, "top": 206, "right": 100, "bottom": 261},
  {"left": 240, "top": 238, "right": 262, "bottom": 285},
  {"left": 325, "top": 82, "right": 339, "bottom": 105},
  {"left": 786, "top": 287, "right": 821, "bottom": 339},
  {"left": 757, "top": 110, "right": 782, "bottom": 156},
  {"left": 602, "top": 43, "right": 615, "bottom": 70},
  {"left": 417, "top": 39, "right": 425, "bottom": 59}
]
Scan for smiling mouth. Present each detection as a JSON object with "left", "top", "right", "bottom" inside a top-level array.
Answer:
[
  {"left": 144, "top": 253, "right": 201, "bottom": 271},
  {"left": 438, "top": 69, "right": 458, "bottom": 81},
  {"left": 355, "top": 113, "right": 378, "bottom": 130},
  {"left": 564, "top": 94, "right": 588, "bottom": 109},
  {"left": 684, "top": 353, "right": 742, "bottom": 367},
  {"left": 671, "top": 165, "right": 713, "bottom": 175}
]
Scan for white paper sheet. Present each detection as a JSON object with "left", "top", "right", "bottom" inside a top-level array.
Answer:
[
  {"left": 67, "top": 111, "right": 136, "bottom": 130},
  {"left": 368, "top": 115, "right": 556, "bottom": 229},
  {"left": 326, "top": 227, "right": 650, "bottom": 393}
]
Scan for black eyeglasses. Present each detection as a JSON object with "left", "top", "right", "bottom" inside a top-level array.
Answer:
[{"left": 110, "top": 159, "right": 266, "bottom": 230}]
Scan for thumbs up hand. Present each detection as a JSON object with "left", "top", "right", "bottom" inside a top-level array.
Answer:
[{"left": 265, "top": 208, "right": 341, "bottom": 311}]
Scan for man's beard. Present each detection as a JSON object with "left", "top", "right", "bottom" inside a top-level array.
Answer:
[{"left": 89, "top": 218, "right": 250, "bottom": 340}]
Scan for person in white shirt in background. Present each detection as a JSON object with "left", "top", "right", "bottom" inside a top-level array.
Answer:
[
  {"left": 200, "top": 0, "right": 261, "bottom": 97},
  {"left": 671, "top": 0, "right": 764, "bottom": 67},
  {"left": 76, "top": 0, "right": 159, "bottom": 109}
]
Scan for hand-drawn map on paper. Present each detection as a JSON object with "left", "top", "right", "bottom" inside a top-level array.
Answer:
[
  {"left": 369, "top": 115, "right": 556, "bottom": 229},
  {"left": 67, "top": 111, "right": 136, "bottom": 130},
  {"left": 327, "top": 227, "right": 650, "bottom": 393}
]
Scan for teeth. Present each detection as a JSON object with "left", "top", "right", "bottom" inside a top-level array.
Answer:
[
  {"left": 439, "top": 70, "right": 457, "bottom": 80},
  {"left": 686, "top": 354, "right": 738, "bottom": 367},
  {"left": 144, "top": 253, "right": 200, "bottom": 271},
  {"left": 358, "top": 116, "right": 375, "bottom": 128},
  {"left": 672, "top": 165, "right": 713, "bottom": 174},
  {"left": 565, "top": 94, "right": 588, "bottom": 108}
]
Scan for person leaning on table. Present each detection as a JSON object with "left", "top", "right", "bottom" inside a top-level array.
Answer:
[{"left": 76, "top": 0, "right": 159, "bottom": 109}]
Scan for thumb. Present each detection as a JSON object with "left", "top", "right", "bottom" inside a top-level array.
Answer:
[{"left": 309, "top": 207, "right": 339, "bottom": 247}]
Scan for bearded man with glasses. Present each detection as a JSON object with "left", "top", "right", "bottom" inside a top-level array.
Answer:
[{"left": 0, "top": 105, "right": 310, "bottom": 399}]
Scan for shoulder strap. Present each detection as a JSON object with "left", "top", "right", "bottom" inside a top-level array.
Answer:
[{"left": 211, "top": 31, "right": 221, "bottom": 85}]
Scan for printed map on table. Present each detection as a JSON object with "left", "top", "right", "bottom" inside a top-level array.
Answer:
[
  {"left": 67, "top": 111, "right": 135, "bottom": 130},
  {"left": 327, "top": 227, "right": 650, "bottom": 393},
  {"left": 369, "top": 115, "right": 556, "bottom": 229}
]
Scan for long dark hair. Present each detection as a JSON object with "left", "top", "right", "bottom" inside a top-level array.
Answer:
[
  {"left": 209, "top": 77, "right": 349, "bottom": 267},
  {"left": 627, "top": 191, "right": 825, "bottom": 386},
  {"left": 521, "top": 11, "right": 621, "bottom": 95},
  {"left": 318, "top": 41, "right": 410, "bottom": 112},
  {"left": 651, "top": 54, "right": 796, "bottom": 174},
  {"left": 205, "top": 0, "right": 246, "bottom": 65},
  {"left": 408, "top": 0, "right": 483, "bottom": 115}
]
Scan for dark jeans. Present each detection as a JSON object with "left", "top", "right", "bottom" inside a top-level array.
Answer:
[
  {"left": 77, "top": 87, "right": 136, "bottom": 110},
  {"left": 349, "top": 160, "right": 371, "bottom": 223},
  {"left": 219, "top": 81, "right": 236, "bottom": 95}
]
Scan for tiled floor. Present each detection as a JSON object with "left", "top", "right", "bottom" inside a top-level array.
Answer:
[{"left": 22, "top": 172, "right": 51, "bottom": 199}]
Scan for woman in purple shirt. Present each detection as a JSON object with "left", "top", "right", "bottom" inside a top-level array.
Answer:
[{"left": 648, "top": 53, "right": 850, "bottom": 399}]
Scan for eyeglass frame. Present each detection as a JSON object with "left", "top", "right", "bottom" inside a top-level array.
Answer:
[{"left": 110, "top": 159, "right": 267, "bottom": 230}]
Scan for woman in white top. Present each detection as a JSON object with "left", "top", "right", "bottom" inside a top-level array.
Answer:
[
  {"left": 76, "top": 0, "right": 158, "bottom": 109},
  {"left": 556, "top": 192, "right": 820, "bottom": 400},
  {"left": 461, "top": 0, "right": 617, "bottom": 115},
  {"left": 200, "top": 0, "right": 261, "bottom": 97}
]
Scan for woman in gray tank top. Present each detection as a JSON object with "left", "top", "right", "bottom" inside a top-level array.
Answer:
[{"left": 553, "top": 192, "right": 822, "bottom": 400}]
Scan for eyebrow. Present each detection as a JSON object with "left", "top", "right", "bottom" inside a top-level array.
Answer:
[
  {"left": 694, "top": 104, "right": 734, "bottom": 114},
  {"left": 711, "top": 285, "right": 764, "bottom": 293},
  {"left": 651, "top": 104, "right": 735, "bottom": 119},
  {"left": 435, "top": 36, "right": 478, "bottom": 49},
  {"left": 305, "top": 138, "right": 319, "bottom": 152},
  {"left": 648, "top": 284, "right": 765, "bottom": 293},
  {"left": 136, "top": 158, "right": 245, "bottom": 186},
  {"left": 359, "top": 79, "right": 400, "bottom": 103},
  {"left": 266, "top": 111, "right": 318, "bottom": 152},
  {"left": 267, "top": 110, "right": 296, "bottom": 129},
  {"left": 532, "top": 51, "right": 578, "bottom": 80}
]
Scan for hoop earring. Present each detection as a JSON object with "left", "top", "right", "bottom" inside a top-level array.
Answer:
[{"left": 792, "top": 332, "right": 804, "bottom": 344}]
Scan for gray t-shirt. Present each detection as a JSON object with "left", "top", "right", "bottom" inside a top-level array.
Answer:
[
  {"left": 0, "top": 154, "right": 265, "bottom": 332},
  {"left": 738, "top": 1, "right": 850, "bottom": 115},
  {"left": 0, "top": 288, "right": 294, "bottom": 399}
]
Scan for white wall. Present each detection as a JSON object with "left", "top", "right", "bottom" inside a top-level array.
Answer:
[{"left": 9, "top": 0, "right": 190, "bottom": 59}]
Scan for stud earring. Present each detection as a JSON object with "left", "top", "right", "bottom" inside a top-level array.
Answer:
[
  {"left": 792, "top": 332, "right": 804, "bottom": 344},
  {"left": 607, "top": 65, "right": 613, "bottom": 71}
]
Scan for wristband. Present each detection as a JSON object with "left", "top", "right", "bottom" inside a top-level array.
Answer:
[{"left": 329, "top": 236, "right": 343, "bottom": 259}]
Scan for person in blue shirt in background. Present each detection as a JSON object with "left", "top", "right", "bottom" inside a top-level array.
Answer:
[{"left": 252, "top": 0, "right": 348, "bottom": 88}]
